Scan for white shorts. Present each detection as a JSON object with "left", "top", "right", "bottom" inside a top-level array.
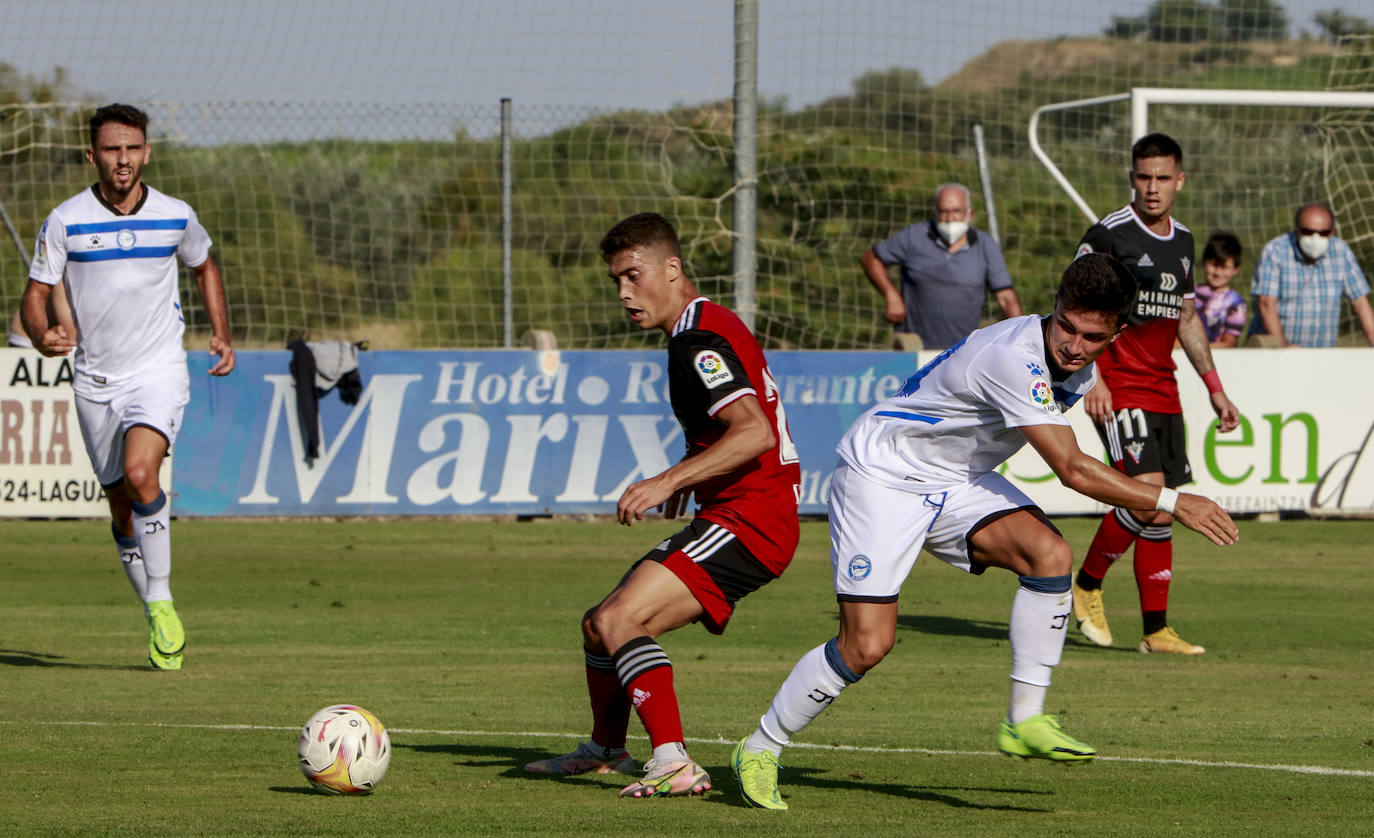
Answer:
[
  {"left": 829, "top": 460, "right": 1050, "bottom": 602},
  {"left": 74, "top": 367, "right": 190, "bottom": 486}
]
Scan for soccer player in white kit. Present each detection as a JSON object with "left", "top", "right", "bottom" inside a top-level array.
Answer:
[
  {"left": 21, "top": 103, "right": 235, "bottom": 671},
  {"left": 730, "top": 254, "right": 1239, "bottom": 810}
]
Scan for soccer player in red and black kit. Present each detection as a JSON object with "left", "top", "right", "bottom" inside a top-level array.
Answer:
[
  {"left": 524, "top": 213, "right": 801, "bottom": 798},
  {"left": 1072, "top": 133, "right": 1240, "bottom": 655}
]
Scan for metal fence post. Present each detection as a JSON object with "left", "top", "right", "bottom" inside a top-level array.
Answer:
[
  {"left": 972, "top": 123, "right": 1000, "bottom": 244},
  {"left": 733, "top": 0, "right": 758, "bottom": 332},
  {"left": 501, "top": 97, "right": 514, "bottom": 348}
]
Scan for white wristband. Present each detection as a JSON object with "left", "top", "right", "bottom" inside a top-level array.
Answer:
[{"left": 1155, "top": 487, "right": 1178, "bottom": 514}]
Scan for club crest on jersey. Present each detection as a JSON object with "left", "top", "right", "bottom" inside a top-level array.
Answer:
[
  {"left": 847, "top": 555, "right": 872, "bottom": 580},
  {"left": 693, "top": 350, "right": 734, "bottom": 389},
  {"left": 1126, "top": 440, "right": 1145, "bottom": 464},
  {"left": 1075, "top": 242, "right": 1093, "bottom": 260},
  {"left": 117, "top": 228, "right": 137, "bottom": 250}
]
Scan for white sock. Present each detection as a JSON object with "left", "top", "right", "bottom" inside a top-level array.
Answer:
[
  {"left": 112, "top": 526, "right": 148, "bottom": 604},
  {"left": 750, "top": 638, "right": 858, "bottom": 757},
  {"left": 1008, "top": 680, "right": 1049, "bottom": 725},
  {"left": 1007, "top": 576, "right": 1071, "bottom": 724},
  {"left": 652, "top": 741, "right": 689, "bottom": 765},
  {"left": 131, "top": 491, "right": 172, "bottom": 603}
]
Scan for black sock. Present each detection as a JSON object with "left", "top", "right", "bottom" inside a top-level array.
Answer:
[{"left": 1075, "top": 567, "right": 1103, "bottom": 591}]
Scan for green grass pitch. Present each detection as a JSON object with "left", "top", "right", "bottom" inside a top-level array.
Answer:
[{"left": 3, "top": 517, "right": 1371, "bottom": 836}]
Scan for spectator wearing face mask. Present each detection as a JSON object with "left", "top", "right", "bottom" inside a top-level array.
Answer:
[
  {"left": 860, "top": 182, "right": 1022, "bottom": 350},
  {"left": 1251, "top": 202, "right": 1374, "bottom": 347}
]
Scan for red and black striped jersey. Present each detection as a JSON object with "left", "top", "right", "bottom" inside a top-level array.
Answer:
[
  {"left": 1076, "top": 204, "right": 1196, "bottom": 414},
  {"left": 666, "top": 297, "right": 800, "bottom": 575}
]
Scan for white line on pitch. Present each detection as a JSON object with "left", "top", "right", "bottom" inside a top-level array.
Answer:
[{"left": 14, "top": 720, "right": 1374, "bottom": 779}]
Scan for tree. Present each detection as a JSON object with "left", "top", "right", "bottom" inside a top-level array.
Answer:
[
  {"left": 1148, "top": 0, "right": 1221, "bottom": 43},
  {"left": 1107, "top": 0, "right": 1292, "bottom": 43},
  {"left": 1105, "top": 14, "right": 1150, "bottom": 38},
  {"left": 0, "top": 62, "right": 73, "bottom": 105},
  {"left": 850, "top": 67, "right": 927, "bottom": 101},
  {"left": 1314, "top": 9, "right": 1373, "bottom": 43},
  {"left": 1220, "top": 0, "right": 1288, "bottom": 40}
]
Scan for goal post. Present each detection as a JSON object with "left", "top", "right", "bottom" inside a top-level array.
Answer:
[
  {"left": 1028, "top": 92, "right": 1133, "bottom": 224},
  {"left": 1031, "top": 87, "right": 1374, "bottom": 226},
  {"left": 1129, "top": 87, "right": 1374, "bottom": 142}
]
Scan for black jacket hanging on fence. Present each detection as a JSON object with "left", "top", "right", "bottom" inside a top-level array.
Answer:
[{"left": 288, "top": 340, "right": 364, "bottom": 465}]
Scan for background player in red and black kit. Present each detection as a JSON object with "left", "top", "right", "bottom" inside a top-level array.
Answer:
[
  {"left": 1072, "top": 134, "right": 1240, "bottom": 655},
  {"left": 524, "top": 212, "right": 801, "bottom": 798}
]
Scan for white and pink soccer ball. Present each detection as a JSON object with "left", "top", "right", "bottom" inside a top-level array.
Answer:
[{"left": 296, "top": 704, "right": 392, "bottom": 794}]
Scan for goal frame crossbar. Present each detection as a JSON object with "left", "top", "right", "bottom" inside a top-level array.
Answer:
[{"left": 1029, "top": 87, "right": 1374, "bottom": 225}]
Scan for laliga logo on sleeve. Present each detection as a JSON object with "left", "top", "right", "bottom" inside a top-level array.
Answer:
[
  {"left": 33, "top": 220, "right": 49, "bottom": 269},
  {"left": 694, "top": 350, "right": 734, "bottom": 389},
  {"left": 1028, "top": 377, "right": 1059, "bottom": 414}
]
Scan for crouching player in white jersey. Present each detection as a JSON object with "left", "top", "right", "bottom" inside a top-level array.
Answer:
[
  {"left": 730, "top": 253, "right": 1238, "bottom": 810},
  {"left": 21, "top": 103, "right": 235, "bottom": 670}
]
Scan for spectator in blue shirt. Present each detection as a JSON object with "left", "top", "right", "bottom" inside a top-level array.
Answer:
[
  {"left": 860, "top": 183, "right": 1022, "bottom": 350},
  {"left": 1252, "top": 203, "right": 1374, "bottom": 347}
]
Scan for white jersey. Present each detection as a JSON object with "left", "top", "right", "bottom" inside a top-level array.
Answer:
[
  {"left": 837, "top": 315, "right": 1096, "bottom": 491},
  {"left": 29, "top": 184, "right": 211, "bottom": 398}
]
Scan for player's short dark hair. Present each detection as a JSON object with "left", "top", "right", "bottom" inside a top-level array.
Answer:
[
  {"left": 1131, "top": 132, "right": 1183, "bottom": 168},
  {"left": 89, "top": 103, "right": 149, "bottom": 147},
  {"left": 1203, "top": 232, "right": 1242, "bottom": 266},
  {"left": 599, "top": 213, "right": 682, "bottom": 262},
  {"left": 1058, "top": 253, "right": 1136, "bottom": 326},
  {"left": 1293, "top": 202, "right": 1334, "bottom": 228}
]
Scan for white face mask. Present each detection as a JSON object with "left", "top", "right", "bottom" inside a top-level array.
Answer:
[
  {"left": 937, "top": 220, "right": 969, "bottom": 245},
  {"left": 1298, "top": 233, "right": 1329, "bottom": 261}
]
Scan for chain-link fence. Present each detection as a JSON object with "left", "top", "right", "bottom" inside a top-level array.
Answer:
[{"left": 4, "top": 3, "right": 1373, "bottom": 348}]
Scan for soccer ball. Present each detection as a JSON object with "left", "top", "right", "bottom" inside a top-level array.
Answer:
[{"left": 297, "top": 704, "right": 392, "bottom": 794}]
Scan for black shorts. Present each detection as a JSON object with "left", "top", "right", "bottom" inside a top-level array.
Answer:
[
  {"left": 634, "top": 518, "right": 776, "bottom": 635},
  {"left": 1094, "top": 408, "right": 1193, "bottom": 488}
]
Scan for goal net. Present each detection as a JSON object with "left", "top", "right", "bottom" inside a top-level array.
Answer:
[
  {"left": 1033, "top": 71, "right": 1374, "bottom": 345},
  {"left": 1323, "top": 36, "right": 1374, "bottom": 263},
  {"left": 3, "top": 1, "right": 1372, "bottom": 349}
]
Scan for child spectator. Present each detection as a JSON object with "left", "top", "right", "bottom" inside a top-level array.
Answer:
[{"left": 1196, "top": 232, "right": 1247, "bottom": 347}]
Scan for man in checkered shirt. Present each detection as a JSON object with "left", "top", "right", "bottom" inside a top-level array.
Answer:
[{"left": 1252, "top": 202, "right": 1374, "bottom": 347}]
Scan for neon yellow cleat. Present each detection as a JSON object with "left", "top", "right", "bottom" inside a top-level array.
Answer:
[
  {"left": 146, "top": 600, "right": 184, "bottom": 671},
  {"left": 1138, "top": 626, "right": 1205, "bottom": 655},
  {"left": 732, "top": 738, "right": 787, "bottom": 810},
  {"left": 1072, "top": 582, "right": 1113, "bottom": 647},
  {"left": 998, "top": 714, "right": 1096, "bottom": 762}
]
